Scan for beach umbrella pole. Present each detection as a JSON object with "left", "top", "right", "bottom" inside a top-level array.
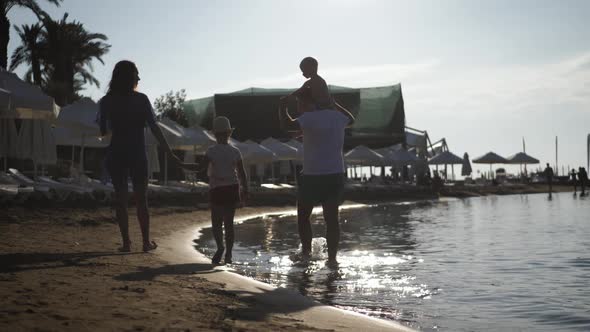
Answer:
[
  {"left": 164, "top": 152, "right": 168, "bottom": 185},
  {"left": 79, "top": 134, "right": 86, "bottom": 174}
]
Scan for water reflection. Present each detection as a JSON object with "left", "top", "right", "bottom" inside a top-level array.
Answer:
[{"left": 195, "top": 193, "right": 590, "bottom": 331}]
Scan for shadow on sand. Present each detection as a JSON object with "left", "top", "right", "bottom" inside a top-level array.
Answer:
[
  {"left": 227, "top": 286, "right": 320, "bottom": 321},
  {"left": 114, "top": 263, "right": 219, "bottom": 281},
  {"left": 0, "top": 251, "right": 138, "bottom": 273},
  {"left": 114, "top": 263, "right": 319, "bottom": 321}
]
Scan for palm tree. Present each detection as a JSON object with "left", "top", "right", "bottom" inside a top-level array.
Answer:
[
  {"left": 9, "top": 23, "right": 43, "bottom": 85},
  {"left": 39, "top": 13, "right": 110, "bottom": 105},
  {"left": 0, "top": 0, "right": 62, "bottom": 69}
]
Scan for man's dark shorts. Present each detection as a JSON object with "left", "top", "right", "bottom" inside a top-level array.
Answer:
[
  {"left": 106, "top": 150, "right": 148, "bottom": 193},
  {"left": 297, "top": 173, "right": 345, "bottom": 206}
]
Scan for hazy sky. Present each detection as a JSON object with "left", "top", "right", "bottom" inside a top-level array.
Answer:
[{"left": 8, "top": 0, "right": 590, "bottom": 174}]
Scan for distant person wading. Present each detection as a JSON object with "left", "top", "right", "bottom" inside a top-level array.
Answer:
[{"left": 98, "top": 60, "right": 181, "bottom": 252}]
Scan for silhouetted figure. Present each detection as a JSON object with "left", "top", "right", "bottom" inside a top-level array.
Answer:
[
  {"left": 432, "top": 172, "right": 444, "bottom": 194},
  {"left": 544, "top": 163, "right": 554, "bottom": 197},
  {"left": 579, "top": 167, "right": 588, "bottom": 196},
  {"left": 279, "top": 82, "right": 355, "bottom": 266},
  {"left": 570, "top": 168, "right": 578, "bottom": 194},
  {"left": 180, "top": 117, "right": 249, "bottom": 265},
  {"left": 99, "top": 60, "right": 181, "bottom": 252}
]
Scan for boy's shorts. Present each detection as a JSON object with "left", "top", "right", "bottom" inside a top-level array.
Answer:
[
  {"left": 297, "top": 173, "right": 345, "bottom": 206},
  {"left": 209, "top": 184, "right": 240, "bottom": 206}
]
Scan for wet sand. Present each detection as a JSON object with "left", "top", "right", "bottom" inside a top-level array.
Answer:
[
  {"left": 0, "top": 206, "right": 328, "bottom": 331},
  {"left": 0, "top": 205, "right": 411, "bottom": 331}
]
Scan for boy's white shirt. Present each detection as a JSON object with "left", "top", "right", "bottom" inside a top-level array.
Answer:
[
  {"left": 296, "top": 109, "right": 350, "bottom": 175},
  {"left": 206, "top": 144, "right": 242, "bottom": 189}
]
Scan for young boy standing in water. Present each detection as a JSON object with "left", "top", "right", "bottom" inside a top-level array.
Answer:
[{"left": 181, "top": 116, "right": 248, "bottom": 265}]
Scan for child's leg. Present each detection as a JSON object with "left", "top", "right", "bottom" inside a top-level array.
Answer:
[
  {"left": 222, "top": 205, "right": 236, "bottom": 262},
  {"left": 211, "top": 204, "right": 225, "bottom": 263}
]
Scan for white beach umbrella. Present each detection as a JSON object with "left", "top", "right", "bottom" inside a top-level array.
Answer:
[
  {"left": 0, "top": 87, "right": 11, "bottom": 111},
  {"left": 241, "top": 140, "right": 276, "bottom": 182},
  {"left": 0, "top": 119, "right": 18, "bottom": 170},
  {"left": 344, "top": 145, "right": 384, "bottom": 166},
  {"left": 242, "top": 140, "right": 276, "bottom": 164},
  {"left": 146, "top": 144, "right": 160, "bottom": 179},
  {"left": 16, "top": 120, "right": 57, "bottom": 175},
  {"left": 0, "top": 70, "right": 59, "bottom": 120},
  {"left": 260, "top": 137, "right": 298, "bottom": 161},
  {"left": 158, "top": 118, "right": 215, "bottom": 152},
  {"left": 56, "top": 98, "right": 103, "bottom": 173},
  {"left": 56, "top": 98, "right": 99, "bottom": 134},
  {"left": 279, "top": 160, "right": 291, "bottom": 176},
  {"left": 284, "top": 139, "right": 304, "bottom": 162},
  {"left": 53, "top": 127, "right": 109, "bottom": 148},
  {"left": 145, "top": 122, "right": 184, "bottom": 185},
  {"left": 345, "top": 145, "right": 384, "bottom": 177}
]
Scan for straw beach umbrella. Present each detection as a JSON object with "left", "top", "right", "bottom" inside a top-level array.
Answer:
[
  {"left": 506, "top": 152, "right": 539, "bottom": 178},
  {"left": 473, "top": 152, "right": 508, "bottom": 177},
  {"left": 428, "top": 151, "right": 463, "bottom": 180}
]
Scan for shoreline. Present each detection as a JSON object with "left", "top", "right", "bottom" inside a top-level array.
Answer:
[{"left": 160, "top": 204, "right": 414, "bottom": 332}]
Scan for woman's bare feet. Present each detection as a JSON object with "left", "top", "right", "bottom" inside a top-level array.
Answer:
[
  {"left": 142, "top": 241, "right": 158, "bottom": 252},
  {"left": 118, "top": 241, "right": 131, "bottom": 252}
]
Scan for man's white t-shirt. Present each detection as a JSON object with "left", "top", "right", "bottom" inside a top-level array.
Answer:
[
  {"left": 296, "top": 110, "right": 350, "bottom": 175},
  {"left": 206, "top": 144, "right": 242, "bottom": 189}
]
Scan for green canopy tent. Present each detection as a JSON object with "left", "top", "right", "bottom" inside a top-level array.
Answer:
[{"left": 183, "top": 84, "right": 406, "bottom": 148}]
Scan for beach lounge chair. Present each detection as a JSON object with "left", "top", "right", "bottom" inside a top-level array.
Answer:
[
  {"left": 37, "top": 176, "right": 94, "bottom": 201},
  {"left": 7, "top": 169, "right": 52, "bottom": 199},
  {"left": 58, "top": 176, "right": 114, "bottom": 202},
  {"left": 0, "top": 183, "right": 18, "bottom": 203}
]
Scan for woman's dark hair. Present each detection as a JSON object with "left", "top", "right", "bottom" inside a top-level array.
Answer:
[{"left": 107, "top": 60, "right": 139, "bottom": 95}]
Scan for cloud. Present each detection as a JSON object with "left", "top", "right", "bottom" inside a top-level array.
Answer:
[{"left": 403, "top": 51, "right": 590, "bottom": 117}]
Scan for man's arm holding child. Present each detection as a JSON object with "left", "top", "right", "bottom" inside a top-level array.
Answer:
[{"left": 333, "top": 99, "right": 355, "bottom": 127}]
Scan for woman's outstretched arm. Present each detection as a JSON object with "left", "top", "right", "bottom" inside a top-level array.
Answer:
[{"left": 148, "top": 122, "right": 182, "bottom": 164}]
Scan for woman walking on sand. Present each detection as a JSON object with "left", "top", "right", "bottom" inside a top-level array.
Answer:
[{"left": 98, "top": 60, "right": 181, "bottom": 252}]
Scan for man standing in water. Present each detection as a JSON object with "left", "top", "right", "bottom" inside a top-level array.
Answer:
[
  {"left": 544, "top": 163, "right": 554, "bottom": 197},
  {"left": 278, "top": 89, "right": 354, "bottom": 266}
]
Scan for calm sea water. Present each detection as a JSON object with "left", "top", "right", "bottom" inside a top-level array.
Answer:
[{"left": 195, "top": 193, "right": 590, "bottom": 331}]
